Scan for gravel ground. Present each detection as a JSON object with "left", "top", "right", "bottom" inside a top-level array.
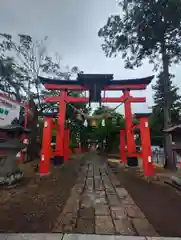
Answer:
[
  {"left": 0, "top": 154, "right": 84, "bottom": 233},
  {"left": 108, "top": 162, "right": 181, "bottom": 237}
]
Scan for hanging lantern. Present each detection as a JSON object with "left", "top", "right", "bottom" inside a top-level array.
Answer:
[
  {"left": 101, "top": 119, "right": 106, "bottom": 127},
  {"left": 91, "top": 119, "right": 97, "bottom": 128},
  {"left": 76, "top": 113, "right": 83, "bottom": 121},
  {"left": 84, "top": 119, "right": 88, "bottom": 127},
  {"left": 53, "top": 118, "right": 56, "bottom": 123},
  {"left": 112, "top": 117, "right": 117, "bottom": 125}
]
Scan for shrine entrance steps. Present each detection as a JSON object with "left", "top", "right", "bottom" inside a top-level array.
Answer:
[{"left": 53, "top": 152, "right": 158, "bottom": 237}]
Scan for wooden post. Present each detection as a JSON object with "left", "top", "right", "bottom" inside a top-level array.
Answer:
[
  {"left": 139, "top": 116, "right": 154, "bottom": 177},
  {"left": 40, "top": 117, "right": 53, "bottom": 175},
  {"left": 120, "top": 130, "right": 127, "bottom": 164},
  {"left": 124, "top": 90, "right": 136, "bottom": 155},
  {"left": 55, "top": 91, "right": 67, "bottom": 162}
]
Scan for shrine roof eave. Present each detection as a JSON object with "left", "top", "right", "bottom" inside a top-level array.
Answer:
[
  {"left": 0, "top": 125, "right": 31, "bottom": 133},
  {"left": 134, "top": 113, "right": 152, "bottom": 118},
  {"left": 163, "top": 125, "right": 181, "bottom": 134},
  {"left": 39, "top": 75, "right": 154, "bottom": 88},
  {"left": 42, "top": 112, "right": 58, "bottom": 118}
]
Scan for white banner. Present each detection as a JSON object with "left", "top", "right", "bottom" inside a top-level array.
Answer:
[{"left": 0, "top": 93, "right": 21, "bottom": 126}]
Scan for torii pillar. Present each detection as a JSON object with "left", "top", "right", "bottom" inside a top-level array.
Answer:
[
  {"left": 40, "top": 116, "right": 53, "bottom": 175},
  {"left": 124, "top": 90, "right": 136, "bottom": 155},
  {"left": 120, "top": 129, "right": 127, "bottom": 164},
  {"left": 55, "top": 90, "right": 67, "bottom": 163},
  {"left": 137, "top": 113, "right": 154, "bottom": 177}
]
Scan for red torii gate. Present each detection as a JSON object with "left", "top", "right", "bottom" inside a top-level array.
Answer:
[{"left": 39, "top": 74, "right": 154, "bottom": 177}]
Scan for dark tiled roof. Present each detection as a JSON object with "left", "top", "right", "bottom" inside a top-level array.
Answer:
[
  {"left": 42, "top": 112, "right": 58, "bottom": 117},
  {"left": 39, "top": 74, "right": 154, "bottom": 87},
  {"left": 163, "top": 125, "right": 181, "bottom": 133},
  {"left": 0, "top": 125, "right": 30, "bottom": 133},
  {"left": 134, "top": 113, "right": 152, "bottom": 118}
]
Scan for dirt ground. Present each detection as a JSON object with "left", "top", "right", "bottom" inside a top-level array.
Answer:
[
  {"left": 0, "top": 154, "right": 84, "bottom": 233},
  {"left": 108, "top": 162, "right": 181, "bottom": 237},
  {"left": 1, "top": 152, "right": 181, "bottom": 237}
]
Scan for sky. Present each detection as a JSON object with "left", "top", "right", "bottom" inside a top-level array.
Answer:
[{"left": 0, "top": 0, "right": 181, "bottom": 114}]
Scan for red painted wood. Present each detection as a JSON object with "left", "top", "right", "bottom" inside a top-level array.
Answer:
[
  {"left": 120, "top": 130, "right": 127, "bottom": 163},
  {"left": 75, "top": 147, "right": 81, "bottom": 153},
  {"left": 124, "top": 91, "right": 136, "bottom": 155},
  {"left": 55, "top": 91, "right": 67, "bottom": 159},
  {"left": 44, "top": 96, "right": 146, "bottom": 103},
  {"left": 139, "top": 116, "right": 154, "bottom": 177},
  {"left": 40, "top": 117, "right": 53, "bottom": 175},
  {"left": 52, "top": 124, "right": 59, "bottom": 130},
  {"left": 44, "top": 84, "right": 148, "bottom": 91},
  {"left": 132, "top": 124, "right": 141, "bottom": 131}
]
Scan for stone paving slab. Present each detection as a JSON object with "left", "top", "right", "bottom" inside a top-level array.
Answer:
[
  {"left": 63, "top": 234, "right": 146, "bottom": 240},
  {"left": 0, "top": 234, "right": 64, "bottom": 240},
  {"left": 146, "top": 238, "right": 181, "bottom": 240},
  {"left": 95, "top": 204, "right": 110, "bottom": 216},
  {"left": 114, "top": 218, "right": 136, "bottom": 235},
  {"left": 132, "top": 219, "right": 159, "bottom": 237},
  {"left": 95, "top": 216, "right": 115, "bottom": 234},
  {"left": 75, "top": 219, "right": 94, "bottom": 234},
  {"left": 0, "top": 234, "right": 179, "bottom": 239},
  {"left": 53, "top": 153, "right": 159, "bottom": 236},
  {"left": 63, "top": 235, "right": 181, "bottom": 240}
]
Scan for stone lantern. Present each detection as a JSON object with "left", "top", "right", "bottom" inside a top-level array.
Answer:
[
  {"left": 163, "top": 125, "right": 181, "bottom": 187},
  {"left": 0, "top": 125, "right": 30, "bottom": 185}
]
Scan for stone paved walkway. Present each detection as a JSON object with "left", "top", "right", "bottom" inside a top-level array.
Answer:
[
  {"left": 53, "top": 153, "right": 158, "bottom": 237},
  {"left": 0, "top": 234, "right": 179, "bottom": 239}
]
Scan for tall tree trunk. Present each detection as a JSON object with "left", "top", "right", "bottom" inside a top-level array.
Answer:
[
  {"left": 27, "top": 98, "right": 39, "bottom": 161},
  {"left": 161, "top": 43, "right": 176, "bottom": 170}
]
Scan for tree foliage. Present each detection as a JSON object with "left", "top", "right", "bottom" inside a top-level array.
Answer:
[
  {"left": 152, "top": 73, "right": 181, "bottom": 125},
  {"left": 150, "top": 73, "right": 181, "bottom": 146},
  {"left": 0, "top": 34, "right": 80, "bottom": 109},
  {"left": 98, "top": 0, "right": 181, "bottom": 70},
  {"left": 0, "top": 33, "right": 88, "bottom": 160},
  {"left": 98, "top": 0, "right": 181, "bottom": 169},
  {"left": 91, "top": 106, "right": 125, "bottom": 153}
]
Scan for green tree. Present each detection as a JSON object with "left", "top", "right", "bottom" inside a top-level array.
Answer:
[
  {"left": 150, "top": 73, "right": 181, "bottom": 151},
  {"left": 0, "top": 34, "right": 66, "bottom": 109},
  {"left": 98, "top": 0, "right": 181, "bottom": 169},
  {"left": 152, "top": 73, "right": 181, "bottom": 126},
  {"left": 0, "top": 33, "right": 87, "bottom": 159},
  {"left": 0, "top": 35, "right": 29, "bottom": 102},
  {"left": 92, "top": 106, "right": 125, "bottom": 153},
  {"left": 65, "top": 92, "right": 91, "bottom": 150}
]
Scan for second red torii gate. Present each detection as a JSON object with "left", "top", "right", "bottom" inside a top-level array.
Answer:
[{"left": 39, "top": 74, "right": 154, "bottom": 177}]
